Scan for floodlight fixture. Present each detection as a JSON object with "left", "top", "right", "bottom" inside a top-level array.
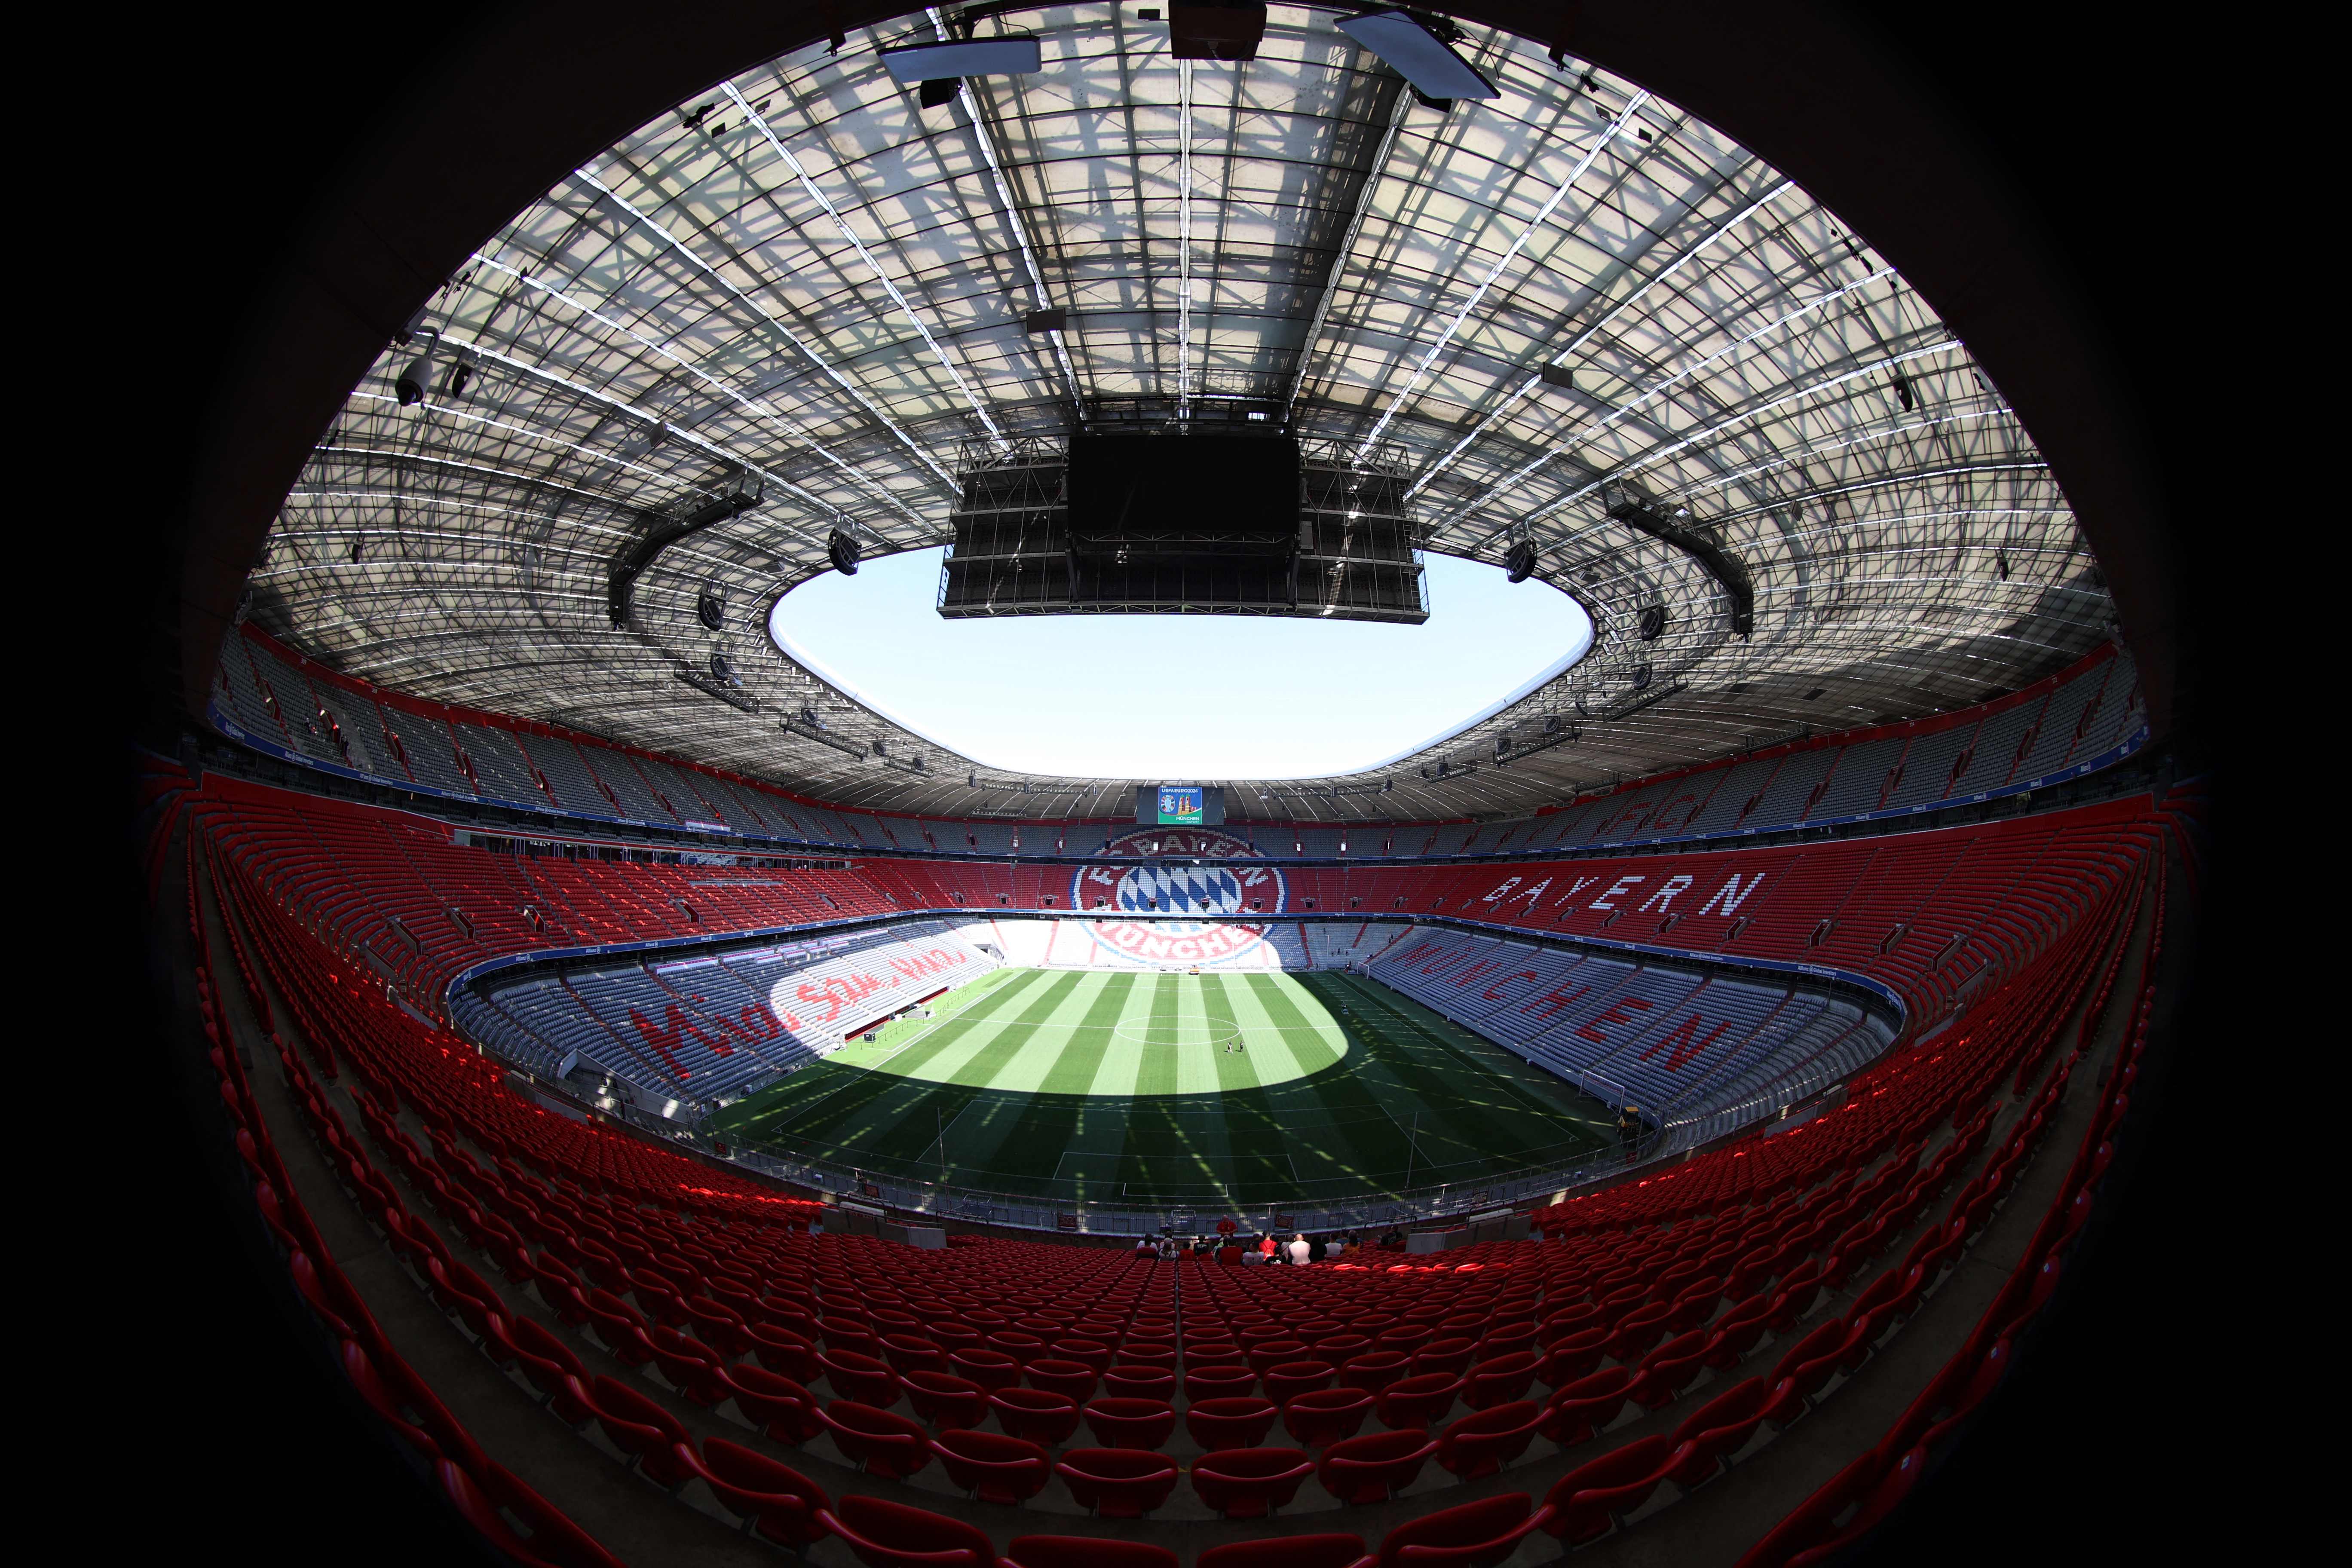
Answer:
[
  {"left": 880, "top": 36, "right": 1042, "bottom": 84},
  {"left": 1335, "top": 11, "right": 1500, "bottom": 102},
  {"left": 827, "top": 529, "right": 862, "bottom": 576},
  {"left": 1504, "top": 539, "right": 1539, "bottom": 582}
]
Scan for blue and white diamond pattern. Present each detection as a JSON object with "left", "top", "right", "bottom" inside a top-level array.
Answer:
[{"left": 1116, "top": 864, "right": 1245, "bottom": 915}]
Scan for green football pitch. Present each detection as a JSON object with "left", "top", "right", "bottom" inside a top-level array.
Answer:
[{"left": 708, "top": 969, "right": 1619, "bottom": 1208}]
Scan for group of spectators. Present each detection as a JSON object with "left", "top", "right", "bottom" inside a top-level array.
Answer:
[{"left": 1131, "top": 1227, "right": 1412, "bottom": 1262}]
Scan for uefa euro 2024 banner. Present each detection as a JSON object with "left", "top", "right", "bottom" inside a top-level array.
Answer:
[
  {"left": 1156, "top": 785, "right": 1204, "bottom": 826},
  {"left": 1072, "top": 828, "right": 1283, "bottom": 967}
]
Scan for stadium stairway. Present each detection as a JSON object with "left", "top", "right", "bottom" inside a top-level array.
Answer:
[{"left": 168, "top": 789, "right": 2175, "bottom": 1566}]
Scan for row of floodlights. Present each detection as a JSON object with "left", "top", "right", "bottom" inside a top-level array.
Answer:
[{"left": 882, "top": 10, "right": 1498, "bottom": 101}]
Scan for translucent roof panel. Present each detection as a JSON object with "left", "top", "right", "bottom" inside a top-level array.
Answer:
[{"left": 245, "top": 4, "right": 2116, "bottom": 821}]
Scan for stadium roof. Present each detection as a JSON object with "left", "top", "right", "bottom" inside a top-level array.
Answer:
[{"left": 241, "top": 4, "right": 2118, "bottom": 821}]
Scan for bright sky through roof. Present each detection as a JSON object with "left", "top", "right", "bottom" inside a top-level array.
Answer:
[{"left": 769, "top": 549, "right": 1593, "bottom": 778}]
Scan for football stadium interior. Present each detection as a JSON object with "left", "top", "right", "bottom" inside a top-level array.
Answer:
[{"left": 124, "top": 6, "right": 2230, "bottom": 1566}]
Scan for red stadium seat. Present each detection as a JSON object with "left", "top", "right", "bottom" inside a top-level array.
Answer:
[
  {"left": 438, "top": 1460, "right": 625, "bottom": 1568},
  {"left": 1198, "top": 1534, "right": 1371, "bottom": 1568},
  {"left": 1339, "top": 1351, "right": 1412, "bottom": 1395},
  {"left": 1263, "top": 1359, "right": 1337, "bottom": 1404},
  {"left": 818, "top": 1401, "right": 934, "bottom": 1479},
  {"left": 1667, "top": 1377, "right": 1776, "bottom": 1485},
  {"left": 1282, "top": 1386, "right": 1376, "bottom": 1447},
  {"left": 1187, "top": 1395, "right": 1280, "bottom": 1451},
  {"left": 1628, "top": 1330, "right": 1711, "bottom": 1410},
  {"left": 1185, "top": 1362, "right": 1260, "bottom": 1402},
  {"left": 688, "top": 1437, "right": 831, "bottom": 1550},
  {"left": 1436, "top": 1401, "right": 1541, "bottom": 1479},
  {"left": 1102, "top": 1366, "right": 1177, "bottom": 1402},
  {"left": 929, "top": 1428, "right": 1052, "bottom": 1504},
  {"left": 989, "top": 1386, "right": 1082, "bottom": 1445},
  {"left": 726, "top": 1361, "right": 824, "bottom": 1444},
  {"left": 1083, "top": 1397, "right": 1176, "bottom": 1451},
  {"left": 749, "top": 1324, "right": 822, "bottom": 1382},
  {"left": 1317, "top": 1428, "right": 1439, "bottom": 1504},
  {"left": 1541, "top": 1435, "right": 1682, "bottom": 1545},
  {"left": 1190, "top": 1447, "right": 1316, "bottom": 1518},
  {"left": 1537, "top": 1327, "right": 1609, "bottom": 1389},
  {"left": 952, "top": 1348, "right": 1023, "bottom": 1392},
  {"left": 904, "top": 1369, "right": 992, "bottom": 1430},
  {"left": 1539, "top": 1367, "right": 1635, "bottom": 1447},
  {"left": 1054, "top": 1449, "right": 1182, "bottom": 1517},
  {"left": 507, "top": 1316, "right": 594, "bottom": 1423},
  {"left": 883, "top": 1334, "right": 952, "bottom": 1375},
  {"left": 1734, "top": 1446, "right": 1927, "bottom": 1568},
  {"left": 817, "top": 1495, "right": 1001, "bottom": 1568},
  {"left": 1378, "top": 1494, "right": 1553, "bottom": 1568},
  {"left": 1008, "top": 1536, "right": 1178, "bottom": 1568},
  {"left": 1409, "top": 1337, "right": 1480, "bottom": 1378},
  {"left": 584, "top": 1375, "right": 697, "bottom": 1487},
  {"left": 1461, "top": 1351, "right": 1540, "bottom": 1410},
  {"left": 1026, "top": 1357, "right": 1100, "bottom": 1402},
  {"left": 1376, "top": 1373, "right": 1463, "bottom": 1430}
]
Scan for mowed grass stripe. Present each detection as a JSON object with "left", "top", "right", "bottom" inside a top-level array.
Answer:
[
  {"left": 736, "top": 968, "right": 1054, "bottom": 1147},
  {"left": 1243, "top": 973, "right": 1418, "bottom": 1194},
  {"left": 1112, "top": 974, "right": 1231, "bottom": 1197},
  {"left": 872, "top": 968, "right": 1055, "bottom": 1078},
  {"left": 956, "top": 975, "right": 1140, "bottom": 1186},
  {"left": 1133, "top": 976, "right": 1181, "bottom": 1096},
  {"left": 938, "top": 971, "right": 1092, "bottom": 1087}
]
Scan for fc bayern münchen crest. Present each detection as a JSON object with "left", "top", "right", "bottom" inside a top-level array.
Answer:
[{"left": 1071, "top": 828, "right": 1286, "bottom": 966}]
